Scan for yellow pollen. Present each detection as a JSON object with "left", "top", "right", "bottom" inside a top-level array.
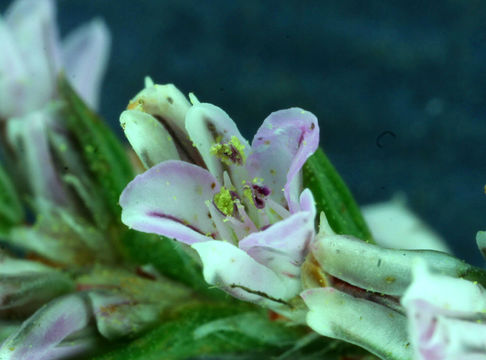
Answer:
[
  {"left": 214, "top": 187, "right": 235, "bottom": 216},
  {"left": 210, "top": 136, "right": 246, "bottom": 165},
  {"left": 243, "top": 186, "right": 253, "bottom": 204}
]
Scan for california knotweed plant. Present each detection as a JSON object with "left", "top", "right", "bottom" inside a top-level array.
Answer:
[{"left": 2, "top": 1, "right": 486, "bottom": 359}]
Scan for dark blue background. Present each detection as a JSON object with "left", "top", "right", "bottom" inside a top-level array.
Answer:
[{"left": 2, "top": 0, "right": 486, "bottom": 265}]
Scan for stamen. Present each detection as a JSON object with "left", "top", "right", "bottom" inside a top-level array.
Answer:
[
  {"left": 242, "top": 183, "right": 271, "bottom": 210},
  {"left": 213, "top": 186, "right": 236, "bottom": 217},
  {"left": 233, "top": 200, "right": 258, "bottom": 235},
  {"left": 265, "top": 198, "right": 291, "bottom": 219},
  {"left": 205, "top": 201, "right": 237, "bottom": 244},
  {"left": 210, "top": 136, "right": 246, "bottom": 165}
]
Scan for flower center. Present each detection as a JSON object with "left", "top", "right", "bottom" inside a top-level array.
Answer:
[
  {"left": 243, "top": 182, "right": 271, "bottom": 209},
  {"left": 210, "top": 136, "right": 246, "bottom": 165}
]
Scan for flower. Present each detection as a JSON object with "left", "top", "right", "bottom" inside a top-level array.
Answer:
[
  {"left": 0, "top": 0, "right": 110, "bottom": 119},
  {"left": 0, "top": 0, "right": 110, "bottom": 211},
  {"left": 299, "top": 212, "right": 483, "bottom": 359},
  {"left": 0, "top": 2, "right": 193, "bottom": 358},
  {"left": 401, "top": 260, "right": 486, "bottom": 360},
  {"left": 120, "top": 84, "right": 319, "bottom": 307}
]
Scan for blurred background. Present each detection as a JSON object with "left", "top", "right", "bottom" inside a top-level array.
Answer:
[{"left": 2, "top": 0, "right": 485, "bottom": 265}]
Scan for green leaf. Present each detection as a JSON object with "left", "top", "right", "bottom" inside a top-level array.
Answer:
[
  {"left": 303, "top": 148, "right": 373, "bottom": 243},
  {"left": 57, "top": 76, "right": 134, "bottom": 219},
  {"left": 121, "top": 231, "right": 227, "bottom": 300},
  {"left": 0, "top": 163, "right": 23, "bottom": 233},
  {"left": 92, "top": 303, "right": 304, "bottom": 360}
]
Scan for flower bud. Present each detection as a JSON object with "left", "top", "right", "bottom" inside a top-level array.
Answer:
[
  {"left": 120, "top": 109, "right": 180, "bottom": 169},
  {"left": 125, "top": 79, "right": 203, "bottom": 166}
]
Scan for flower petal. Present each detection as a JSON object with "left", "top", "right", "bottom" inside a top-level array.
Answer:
[
  {"left": 247, "top": 108, "right": 319, "bottom": 212},
  {"left": 238, "top": 196, "right": 315, "bottom": 300},
  {"left": 120, "top": 160, "right": 219, "bottom": 244},
  {"left": 401, "top": 261, "right": 486, "bottom": 359},
  {"left": 244, "top": 246, "right": 301, "bottom": 299},
  {"left": 362, "top": 198, "right": 451, "bottom": 252},
  {"left": 239, "top": 205, "right": 315, "bottom": 265},
  {"left": 185, "top": 103, "right": 250, "bottom": 184},
  {"left": 301, "top": 287, "right": 411, "bottom": 360},
  {"left": 128, "top": 81, "right": 201, "bottom": 165},
  {"left": 62, "top": 19, "right": 110, "bottom": 110},
  {"left": 0, "top": 18, "right": 28, "bottom": 118},
  {"left": 5, "top": 0, "right": 61, "bottom": 113},
  {"left": 192, "top": 240, "right": 291, "bottom": 306},
  {"left": 402, "top": 260, "right": 486, "bottom": 315},
  {"left": 6, "top": 109, "right": 68, "bottom": 210},
  {"left": 120, "top": 109, "right": 180, "bottom": 168},
  {"left": 0, "top": 294, "right": 92, "bottom": 360}
]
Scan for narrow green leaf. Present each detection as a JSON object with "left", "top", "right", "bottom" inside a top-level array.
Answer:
[
  {"left": 303, "top": 148, "right": 373, "bottom": 243},
  {"left": 0, "top": 163, "right": 23, "bottom": 232},
  {"left": 57, "top": 76, "right": 134, "bottom": 219},
  {"left": 93, "top": 304, "right": 304, "bottom": 360}
]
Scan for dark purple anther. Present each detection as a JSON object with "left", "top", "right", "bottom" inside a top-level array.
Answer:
[
  {"left": 252, "top": 184, "right": 271, "bottom": 197},
  {"left": 251, "top": 184, "right": 271, "bottom": 209},
  {"left": 228, "top": 145, "right": 243, "bottom": 165}
]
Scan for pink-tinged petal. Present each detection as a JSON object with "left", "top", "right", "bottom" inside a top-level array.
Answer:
[
  {"left": 6, "top": 110, "right": 68, "bottom": 209},
  {"left": 120, "top": 160, "right": 219, "bottom": 244},
  {"left": 0, "top": 19, "right": 28, "bottom": 119},
  {"left": 0, "top": 294, "right": 92, "bottom": 360},
  {"left": 185, "top": 103, "right": 250, "bottom": 184},
  {"left": 299, "top": 188, "right": 315, "bottom": 213},
  {"left": 239, "top": 192, "right": 316, "bottom": 264},
  {"left": 405, "top": 299, "right": 486, "bottom": 360},
  {"left": 63, "top": 19, "right": 110, "bottom": 110},
  {"left": 402, "top": 260, "right": 486, "bottom": 314},
  {"left": 401, "top": 261, "right": 486, "bottom": 359},
  {"left": 5, "top": 0, "right": 61, "bottom": 113},
  {"left": 244, "top": 246, "right": 301, "bottom": 298},
  {"left": 192, "top": 240, "right": 292, "bottom": 306},
  {"left": 247, "top": 108, "right": 319, "bottom": 212},
  {"left": 239, "top": 211, "right": 314, "bottom": 263}
]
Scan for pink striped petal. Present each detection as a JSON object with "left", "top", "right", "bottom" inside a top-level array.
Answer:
[
  {"left": 5, "top": 0, "right": 61, "bottom": 113},
  {"left": 239, "top": 190, "right": 315, "bottom": 261},
  {"left": 120, "top": 160, "right": 219, "bottom": 244},
  {"left": 247, "top": 108, "right": 319, "bottom": 212},
  {"left": 0, "top": 295, "right": 92, "bottom": 360}
]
